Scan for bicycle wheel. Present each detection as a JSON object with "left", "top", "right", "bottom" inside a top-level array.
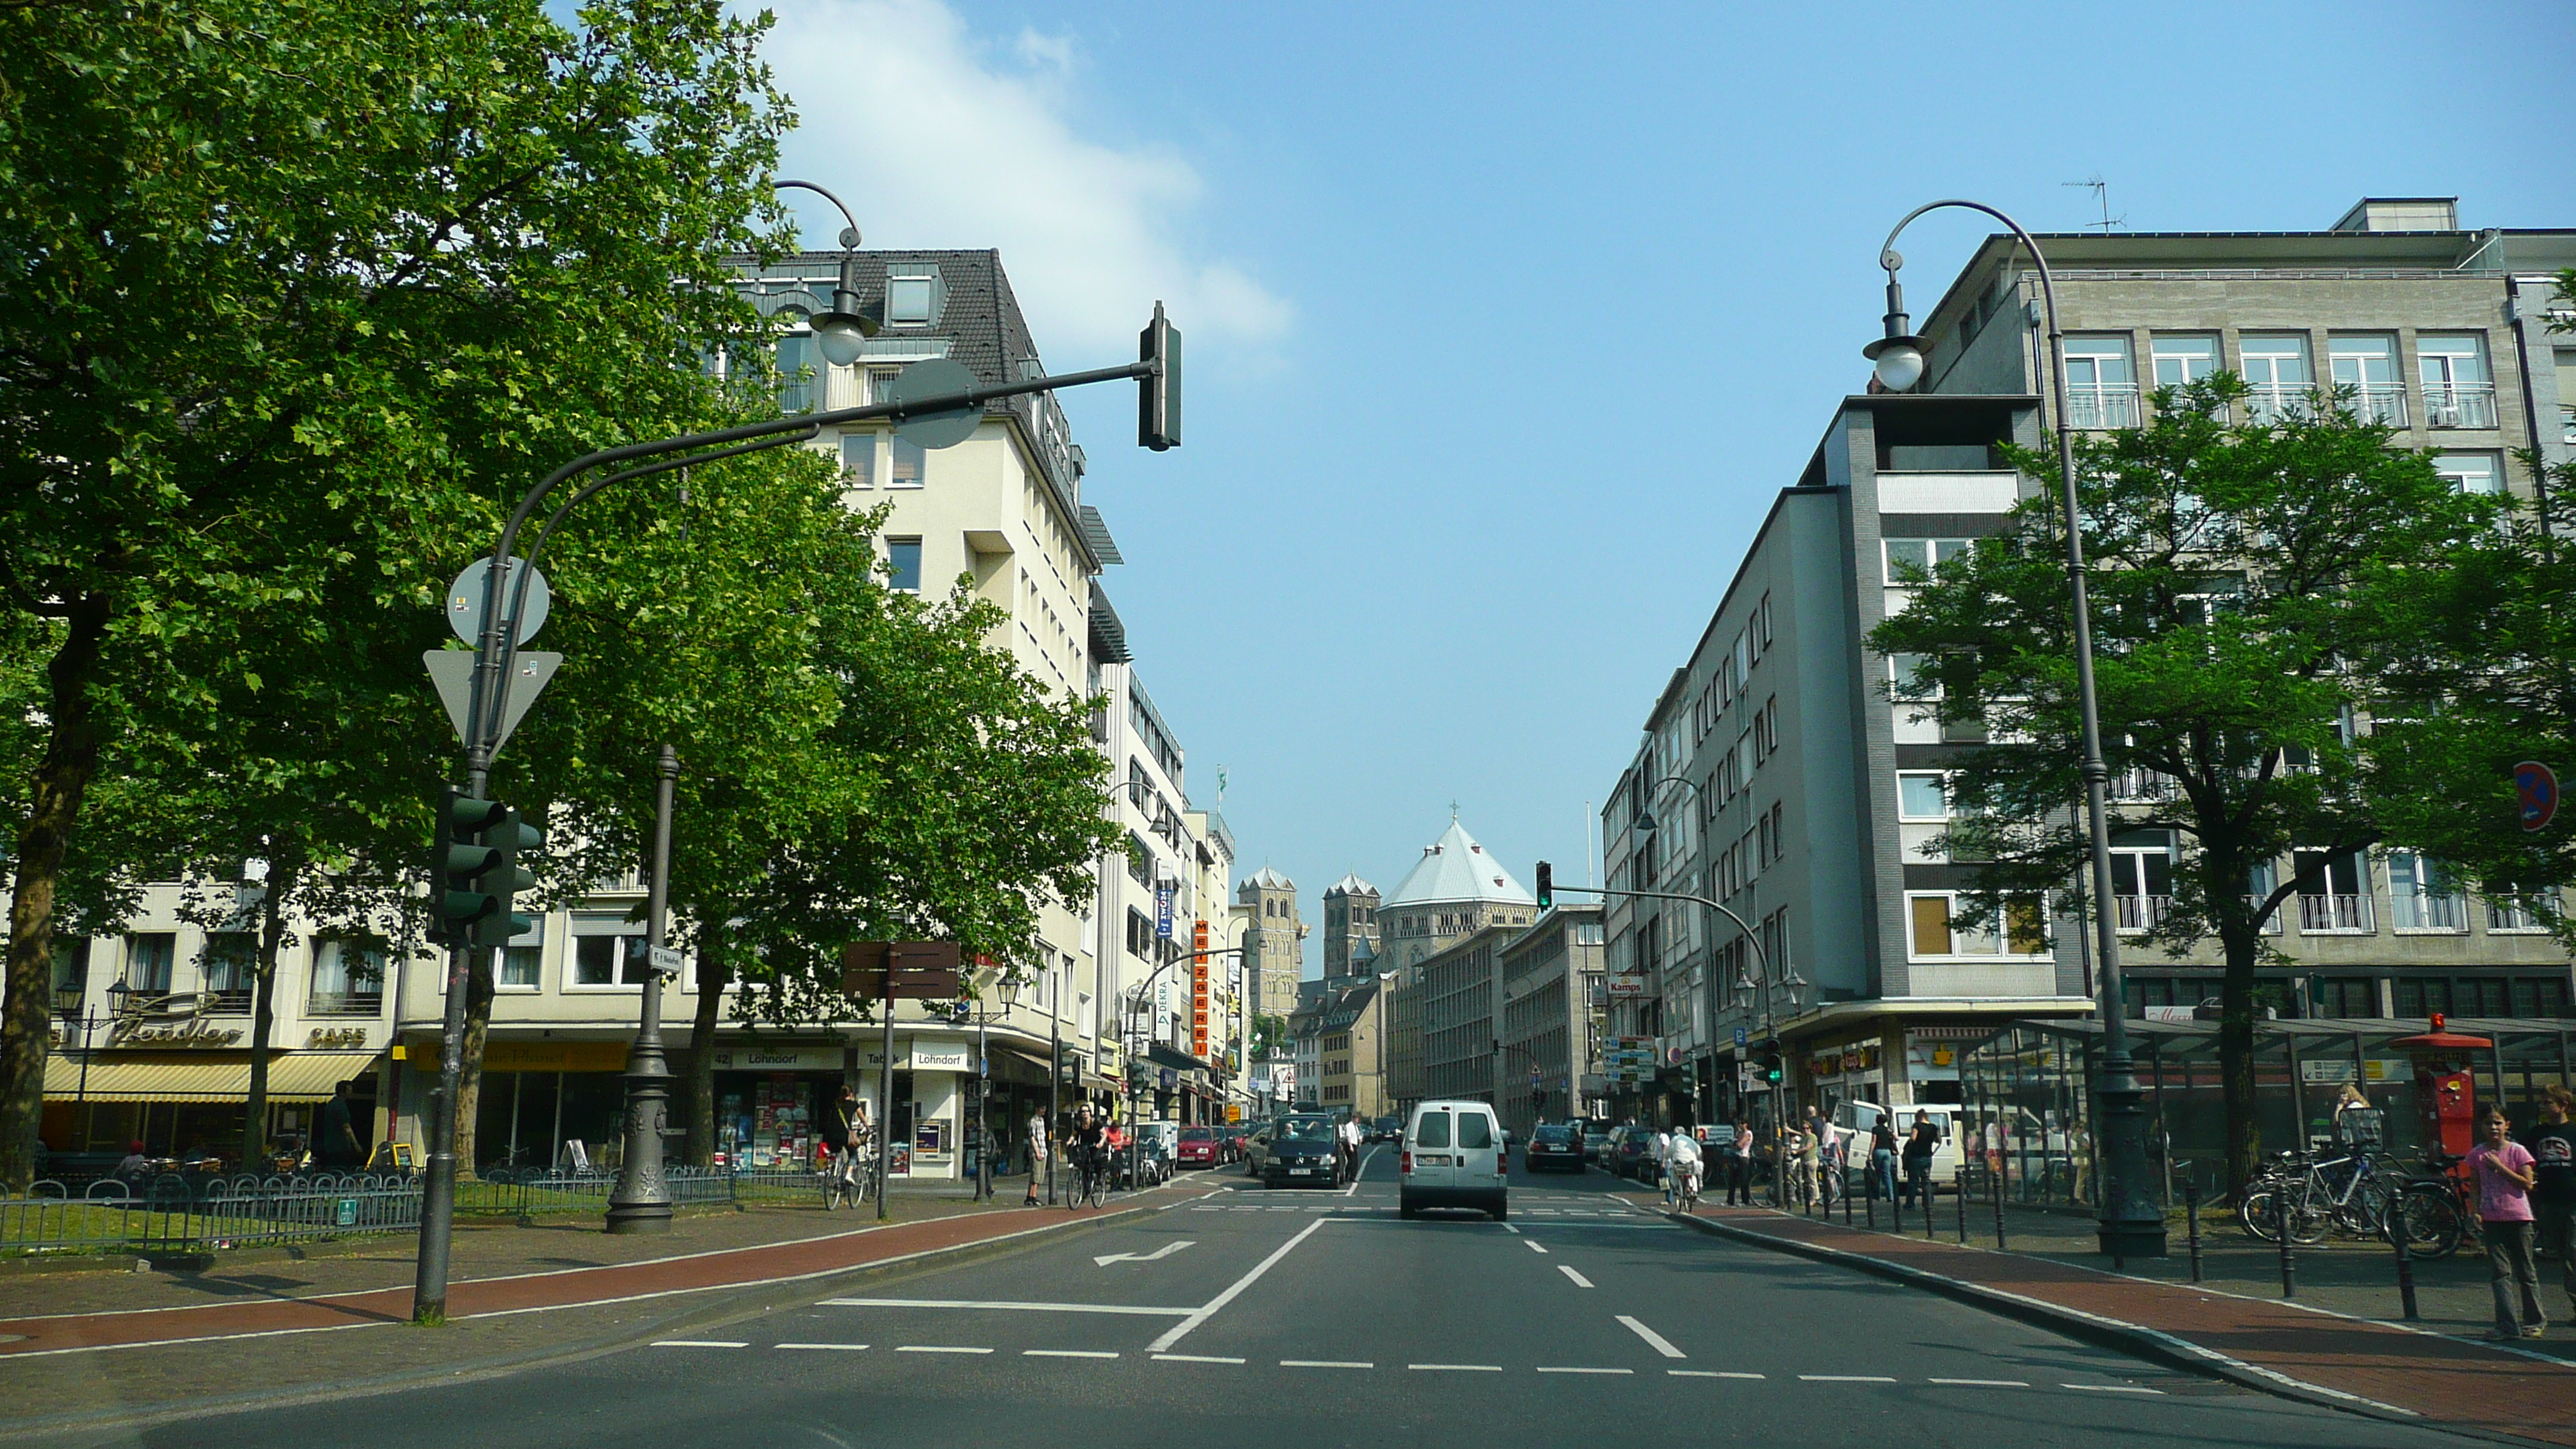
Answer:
[
  {"left": 2338, "top": 1178, "right": 2393, "bottom": 1238},
  {"left": 2239, "top": 1187, "right": 2282, "bottom": 1242},
  {"left": 2388, "top": 1185, "right": 2464, "bottom": 1259}
]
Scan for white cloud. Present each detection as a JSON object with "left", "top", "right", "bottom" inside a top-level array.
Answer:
[{"left": 764, "top": 0, "right": 1291, "bottom": 360}]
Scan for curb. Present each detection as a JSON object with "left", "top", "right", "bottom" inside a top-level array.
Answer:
[
  {"left": 1666, "top": 1207, "right": 2557, "bottom": 1449},
  {"left": 0, "top": 1189, "right": 1203, "bottom": 1441}
]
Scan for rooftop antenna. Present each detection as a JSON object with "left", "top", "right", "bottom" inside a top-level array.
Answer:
[{"left": 2063, "top": 174, "right": 2122, "bottom": 235}]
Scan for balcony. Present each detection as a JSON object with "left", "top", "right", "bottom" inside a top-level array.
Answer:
[
  {"left": 2388, "top": 889, "right": 2466, "bottom": 933},
  {"left": 2345, "top": 384, "right": 2409, "bottom": 429},
  {"left": 2423, "top": 382, "right": 2498, "bottom": 430},
  {"left": 2064, "top": 385, "right": 2141, "bottom": 430},
  {"left": 2297, "top": 893, "right": 2374, "bottom": 934},
  {"left": 2245, "top": 387, "right": 2312, "bottom": 426},
  {"left": 2488, "top": 897, "right": 2549, "bottom": 933},
  {"left": 2113, "top": 895, "right": 2172, "bottom": 933},
  {"left": 303, "top": 991, "right": 385, "bottom": 1018},
  {"left": 2108, "top": 769, "right": 2177, "bottom": 803}
]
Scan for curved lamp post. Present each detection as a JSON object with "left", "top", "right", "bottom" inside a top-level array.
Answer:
[{"left": 1865, "top": 200, "right": 2164, "bottom": 1259}]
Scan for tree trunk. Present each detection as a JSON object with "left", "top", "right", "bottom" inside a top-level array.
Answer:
[
  {"left": 683, "top": 950, "right": 731, "bottom": 1167},
  {"left": 2217, "top": 926, "right": 2263, "bottom": 1199},
  {"left": 454, "top": 953, "right": 496, "bottom": 1178},
  {"left": 241, "top": 852, "right": 301, "bottom": 1170},
  {"left": 0, "top": 593, "right": 111, "bottom": 1193}
]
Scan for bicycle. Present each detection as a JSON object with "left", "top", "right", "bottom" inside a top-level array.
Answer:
[
  {"left": 824, "top": 1139, "right": 875, "bottom": 1211},
  {"left": 1066, "top": 1144, "right": 1108, "bottom": 1209},
  {"left": 2238, "top": 1148, "right": 2391, "bottom": 1245},
  {"left": 1672, "top": 1160, "right": 1702, "bottom": 1213}
]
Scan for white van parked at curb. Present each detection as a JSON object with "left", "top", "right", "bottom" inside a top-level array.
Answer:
[{"left": 1400, "top": 1099, "right": 1508, "bottom": 1221}]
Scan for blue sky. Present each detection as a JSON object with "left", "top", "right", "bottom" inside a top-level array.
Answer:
[{"left": 764, "top": 0, "right": 2572, "bottom": 957}]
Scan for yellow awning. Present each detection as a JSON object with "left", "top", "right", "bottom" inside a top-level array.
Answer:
[{"left": 43, "top": 1051, "right": 381, "bottom": 1104}]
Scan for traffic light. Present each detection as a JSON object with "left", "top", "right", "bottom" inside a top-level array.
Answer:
[
  {"left": 1534, "top": 861, "right": 1552, "bottom": 912},
  {"left": 1762, "top": 1048, "right": 1784, "bottom": 1085},
  {"left": 433, "top": 789, "right": 509, "bottom": 948},
  {"left": 1139, "top": 301, "right": 1180, "bottom": 451},
  {"left": 477, "top": 805, "right": 542, "bottom": 948}
]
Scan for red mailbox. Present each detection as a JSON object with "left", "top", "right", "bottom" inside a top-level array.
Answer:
[{"left": 2389, "top": 1013, "right": 2493, "bottom": 1179}]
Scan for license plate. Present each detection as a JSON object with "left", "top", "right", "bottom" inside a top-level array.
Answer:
[
  {"left": 1420, "top": 1154, "right": 1451, "bottom": 1166},
  {"left": 1289, "top": 1167, "right": 1313, "bottom": 1175}
]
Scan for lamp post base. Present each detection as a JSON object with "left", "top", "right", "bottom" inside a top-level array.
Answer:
[
  {"left": 2094, "top": 1063, "right": 2167, "bottom": 1259},
  {"left": 605, "top": 1044, "right": 675, "bottom": 1235}
]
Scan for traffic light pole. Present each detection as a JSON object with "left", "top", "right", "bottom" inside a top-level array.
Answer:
[
  {"left": 606, "top": 745, "right": 680, "bottom": 1233},
  {"left": 1543, "top": 882, "right": 1782, "bottom": 1120},
  {"left": 412, "top": 936, "right": 479, "bottom": 1324}
]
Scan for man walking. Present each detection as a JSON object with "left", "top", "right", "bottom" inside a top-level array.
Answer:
[{"left": 1726, "top": 1118, "right": 1755, "bottom": 1205}]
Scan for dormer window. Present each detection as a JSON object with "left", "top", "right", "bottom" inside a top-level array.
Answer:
[{"left": 886, "top": 266, "right": 944, "bottom": 327}]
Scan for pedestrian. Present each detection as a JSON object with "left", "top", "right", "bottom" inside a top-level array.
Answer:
[
  {"left": 317, "top": 1081, "right": 364, "bottom": 1170},
  {"left": 114, "top": 1139, "right": 150, "bottom": 1190},
  {"left": 1794, "top": 1121, "right": 1821, "bottom": 1210},
  {"left": 2526, "top": 1087, "right": 2576, "bottom": 1321},
  {"left": 1653, "top": 1124, "right": 1674, "bottom": 1204},
  {"left": 1871, "top": 1115, "right": 1900, "bottom": 1206},
  {"left": 1727, "top": 1118, "right": 1755, "bottom": 1206},
  {"left": 1023, "top": 1105, "right": 1048, "bottom": 1206},
  {"left": 1900, "top": 1115, "right": 1938, "bottom": 1213},
  {"left": 2472, "top": 1104, "right": 2545, "bottom": 1338}
]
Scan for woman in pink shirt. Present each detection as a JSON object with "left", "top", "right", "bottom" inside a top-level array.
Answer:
[{"left": 2471, "top": 1105, "right": 2545, "bottom": 1340}]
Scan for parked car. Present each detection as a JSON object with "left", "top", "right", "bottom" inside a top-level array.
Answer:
[
  {"left": 1177, "top": 1125, "right": 1221, "bottom": 1169},
  {"left": 1260, "top": 1114, "right": 1341, "bottom": 1188},
  {"left": 1581, "top": 1127, "right": 1612, "bottom": 1163},
  {"left": 1368, "top": 1115, "right": 1402, "bottom": 1143},
  {"left": 1607, "top": 1126, "right": 1659, "bottom": 1182},
  {"left": 1525, "top": 1122, "right": 1585, "bottom": 1173},
  {"left": 1399, "top": 1099, "right": 1508, "bottom": 1220},
  {"left": 1828, "top": 1101, "right": 1966, "bottom": 1195}
]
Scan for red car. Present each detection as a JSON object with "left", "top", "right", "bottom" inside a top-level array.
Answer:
[{"left": 1177, "top": 1125, "right": 1221, "bottom": 1168}]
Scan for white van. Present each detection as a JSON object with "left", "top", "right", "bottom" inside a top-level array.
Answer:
[
  {"left": 1831, "top": 1101, "right": 1965, "bottom": 1190},
  {"left": 1399, "top": 1099, "right": 1509, "bottom": 1221}
]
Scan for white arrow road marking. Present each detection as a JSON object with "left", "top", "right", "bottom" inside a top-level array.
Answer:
[{"left": 1094, "top": 1240, "right": 1196, "bottom": 1268}]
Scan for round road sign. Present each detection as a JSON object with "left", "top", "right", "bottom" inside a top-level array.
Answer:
[
  {"left": 888, "top": 358, "right": 982, "bottom": 450},
  {"left": 447, "top": 557, "right": 550, "bottom": 647},
  {"left": 2513, "top": 760, "right": 2559, "bottom": 833}
]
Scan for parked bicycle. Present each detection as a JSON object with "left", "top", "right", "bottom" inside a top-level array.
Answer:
[{"left": 2236, "top": 1147, "right": 2392, "bottom": 1245}]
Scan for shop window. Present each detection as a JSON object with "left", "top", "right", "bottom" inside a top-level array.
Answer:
[{"left": 2311, "top": 978, "right": 2380, "bottom": 1019}]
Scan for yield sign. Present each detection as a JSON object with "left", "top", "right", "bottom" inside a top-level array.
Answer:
[
  {"left": 1094, "top": 1240, "right": 1194, "bottom": 1268},
  {"left": 424, "top": 649, "right": 561, "bottom": 755}
]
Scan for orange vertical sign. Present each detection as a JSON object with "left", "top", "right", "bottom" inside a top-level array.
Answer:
[{"left": 1191, "top": 919, "right": 1211, "bottom": 1057}]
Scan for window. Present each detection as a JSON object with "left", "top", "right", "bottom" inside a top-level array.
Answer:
[
  {"left": 500, "top": 923, "right": 543, "bottom": 988},
  {"left": 867, "top": 368, "right": 903, "bottom": 405},
  {"left": 886, "top": 536, "right": 923, "bottom": 591},
  {"left": 200, "top": 933, "right": 256, "bottom": 1009},
  {"left": 2062, "top": 335, "right": 2139, "bottom": 428},
  {"left": 2431, "top": 452, "right": 2501, "bottom": 495},
  {"left": 124, "top": 933, "right": 175, "bottom": 993},
  {"left": 307, "top": 938, "right": 385, "bottom": 1014},
  {"left": 889, "top": 434, "right": 926, "bottom": 488},
  {"left": 2293, "top": 848, "right": 2372, "bottom": 933},
  {"left": 2311, "top": 978, "right": 2379, "bottom": 1019},
  {"left": 1906, "top": 892, "right": 2042, "bottom": 958},
  {"left": 2328, "top": 334, "right": 2406, "bottom": 426},
  {"left": 839, "top": 432, "right": 876, "bottom": 488},
  {"left": 776, "top": 333, "right": 817, "bottom": 414},
  {"left": 2396, "top": 976, "right": 2513, "bottom": 1019},
  {"left": 886, "top": 273, "right": 937, "bottom": 325},
  {"left": 2151, "top": 334, "right": 2221, "bottom": 391},
  {"left": 1457, "top": 1111, "right": 1494, "bottom": 1150},
  {"left": 2417, "top": 334, "right": 2496, "bottom": 429},
  {"left": 2239, "top": 333, "right": 2311, "bottom": 424},
  {"left": 1752, "top": 696, "right": 1779, "bottom": 764},
  {"left": 1882, "top": 538, "right": 1970, "bottom": 584},
  {"left": 1896, "top": 772, "right": 1949, "bottom": 820},
  {"left": 570, "top": 913, "right": 648, "bottom": 986},
  {"left": 1126, "top": 908, "right": 1155, "bottom": 960},
  {"left": 2386, "top": 851, "right": 2465, "bottom": 931},
  {"left": 50, "top": 940, "right": 87, "bottom": 1008},
  {"left": 2108, "top": 831, "right": 2173, "bottom": 933}
]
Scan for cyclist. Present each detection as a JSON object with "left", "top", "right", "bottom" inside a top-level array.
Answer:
[
  {"left": 827, "top": 1085, "right": 872, "bottom": 1209},
  {"left": 1667, "top": 1126, "right": 1704, "bottom": 1210},
  {"left": 1071, "top": 1106, "right": 1109, "bottom": 1200}
]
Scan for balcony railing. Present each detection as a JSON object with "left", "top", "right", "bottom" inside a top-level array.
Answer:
[
  {"left": 2388, "top": 889, "right": 2466, "bottom": 932},
  {"left": 2247, "top": 895, "right": 2286, "bottom": 935},
  {"left": 2344, "top": 383, "right": 2409, "bottom": 428},
  {"left": 2113, "top": 895, "right": 2171, "bottom": 933},
  {"left": 2245, "top": 386, "right": 2312, "bottom": 426},
  {"left": 2423, "top": 382, "right": 2498, "bottom": 430},
  {"left": 2297, "top": 893, "right": 2374, "bottom": 933},
  {"left": 2064, "top": 385, "right": 2142, "bottom": 430},
  {"left": 303, "top": 991, "right": 385, "bottom": 1018},
  {"left": 2487, "top": 897, "right": 2549, "bottom": 933},
  {"left": 2108, "top": 769, "right": 2177, "bottom": 803}
]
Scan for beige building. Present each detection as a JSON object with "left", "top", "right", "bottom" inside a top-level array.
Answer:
[
  {"left": 1375, "top": 818, "right": 1538, "bottom": 972},
  {"left": 1321, "top": 874, "right": 1380, "bottom": 981},
  {"left": 1499, "top": 906, "right": 1608, "bottom": 1135},
  {"left": 1238, "top": 868, "right": 1304, "bottom": 1022},
  {"left": 1316, "top": 976, "right": 1390, "bottom": 1120}
]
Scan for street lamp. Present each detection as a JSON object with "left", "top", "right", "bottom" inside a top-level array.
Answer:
[
  {"left": 967, "top": 969, "right": 1023, "bottom": 1202},
  {"left": 773, "top": 179, "right": 880, "bottom": 365},
  {"left": 1631, "top": 774, "right": 1722, "bottom": 1122},
  {"left": 1864, "top": 199, "right": 2163, "bottom": 1259}
]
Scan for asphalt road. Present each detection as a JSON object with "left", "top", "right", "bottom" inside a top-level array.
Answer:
[{"left": 23, "top": 1147, "right": 2496, "bottom": 1448}]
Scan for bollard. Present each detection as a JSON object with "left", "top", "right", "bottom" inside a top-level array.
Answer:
[
  {"left": 2184, "top": 1180, "right": 2203, "bottom": 1285},
  {"left": 2274, "top": 1190, "right": 2297, "bottom": 1298},
  {"left": 1956, "top": 1168, "right": 1969, "bottom": 1243},
  {"left": 1992, "top": 1165, "right": 2006, "bottom": 1250},
  {"left": 1865, "top": 1166, "right": 1876, "bottom": 1229},
  {"left": 2391, "top": 1212, "right": 2420, "bottom": 1321},
  {"left": 1844, "top": 1163, "right": 1854, "bottom": 1226},
  {"left": 1923, "top": 1174, "right": 1937, "bottom": 1238}
]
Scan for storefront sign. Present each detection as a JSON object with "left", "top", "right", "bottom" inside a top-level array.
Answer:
[
  {"left": 306, "top": 1026, "right": 371, "bottom": 1050},
  {"left": 909, "top": 1042, "right": 970, "bottom": 1072},
  {"left": 1607, "top": 974, "right": 1646, "bottom": 997},
  {"left": 710, "top": 1043, "right": 841, "bottom": 1072},
  {"left": 913, "top": 1122, "right": 948, "bottom": 1157},
  {"left": 2299, "top": 1058, "right": 2405, "bottom": 1085},
  {"left": 108, "top": 1017, "right": 243, "bottom": 1048},
  {"left": 1191, "top": 919, "right": 1211, "bottom": 1058},
  {"left": 475, "top": 1040, "right": 632, "bottom": 1072}
]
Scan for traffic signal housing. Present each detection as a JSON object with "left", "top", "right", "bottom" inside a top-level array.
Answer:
[
  {"left": 1534, "top": 861, "right": 1552, "bottom": 912},
  {"left": 477, "top": 806, "right": 542, "bottom": 949},
  {"left": 1139, "top": 301, "right": 1180, "bottom": 451},
  {"left": 434, "top": 790, "right": 509, "bottom": 948}
]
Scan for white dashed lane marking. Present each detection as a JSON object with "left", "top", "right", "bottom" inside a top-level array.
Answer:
[
  {"left": 1537, "top": 1366, "right": 1632, "bottom": 1375},
  {"left": 776, "top": 1342, "right": 868, "bottom": 1351},
  {"left": 1283, "top": 1360, "right": 1373, "bottom": 1369},
  {"left": 1526, "top": 1241, "right": 1549, "bottom": 1254},
  {"left": 1410, "top": 1363, "right": 1504, "bottom": 1372},
  {"left": 651, "top": 1341, "right": 745, "bottom": 1349},
  {"left": 1931, "top": 1378, "right": 2027, "bottom": 1386},
  {"left": 2066, "top": 1384, "right": 2164, "bottom": 1394},
  {"left": 1557, "top": 1266, "right": 1595, "bottom": 1288},
  {"left": 1025, "top": 1350, "right": 1118, "bottom": 1358},
  {"left": 1154, "top": 1354, "right": 1246, "bottom": 1364},
  {"left": 1670, "top": 1370, "right": 1764, "bottom": 1379},
  {"left": 896, "top": 1345, "right": 993, "bottom": 1355},
  {"left": 1616, "top": 1315, "right": 1687, "bottom": 1359},
  {"left": 1801, "top": 1375, "right": 1898, "bottom": 1383}
]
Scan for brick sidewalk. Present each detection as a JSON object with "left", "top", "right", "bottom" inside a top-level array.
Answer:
[
  {"left": 0, "top": 1180, "right": 1203, "bottom": 1360},
  {"left": 1666, "top": 1196, "right": 2575, "bottom": 1447}
]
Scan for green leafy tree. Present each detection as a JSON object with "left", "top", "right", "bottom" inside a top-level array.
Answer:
[
  {"left": 1868, "top": 375, "right": 2501, "bottom": 1194},
  {"left": 0, "top": 0, "right": 793, "bottom": 1188}
]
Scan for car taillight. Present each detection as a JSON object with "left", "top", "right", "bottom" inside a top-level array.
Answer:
[
  {"left": 1401, "top": 1151, "right": 1413, "bottom": 1175},
  {"left": 1499, "top": 1151, "right": 1509, "bottom": 1176}
]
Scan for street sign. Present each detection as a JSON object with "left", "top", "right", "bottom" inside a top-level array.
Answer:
[
  {"left": 887, "top": 359, "right": 983, "bottom": 450},
  {"left": 2514, "top": 760, "right": 2559, "bottom": 832},
  {"left": 1734, "top": 1026, "right": 1749, "bottom": 1049},
  {"left": 423, "top": 649, "right": 560, "bottom": 753},
  {"left": 840, "top": 940, "right": 965, "bottom": 1000},
  {"left": 1155, "top": 886, "right": 1174, "bottom": 939},
  {"left": 446, "top": 557, "right": 550, "bottom": 646},
  {"left": 649, "top": 944, "right": 684, "bottom": 976}
]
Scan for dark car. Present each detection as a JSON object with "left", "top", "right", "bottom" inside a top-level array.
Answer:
[
  {"left": 1525, "top": 1123, "right": 1584, "bottom": 1173},
  {"left": 1608, "top": 1126, "right": 1659, "bottom": 1182},
  {"left": 1261, "top": 1115, "right": 1341, "bottom": 1188},
  {"left": 1177, "top": 1125, "right": 1221, "bottom": 1169},
  {"left": 1367, "top": 1115, "right": 1402, "bottom": 1143}
]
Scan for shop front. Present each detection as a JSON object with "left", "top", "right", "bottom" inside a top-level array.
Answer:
[
  {"left": 709, "top": 1040, "right": 845, "bottom": 1171},
  {"left": 433, "top": 1037, "right": 631, "bottom": 1174},
  {"left": 39, "top": 1046, "right": 385, "bottom": 1168},
  {"left": 1800, "top": 1035, "right": 1891, "bottom": 1119},
  {"left": 855, "top": 1034, "right": 970, "bottom": 1180}
]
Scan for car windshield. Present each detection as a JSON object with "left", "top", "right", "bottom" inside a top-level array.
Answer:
[
  {"left": 1279, "top": 1118, "right": 1334, "bottom": 1141},
  {"left": 1533, "top": 1127, "right": 1575, "bottom": 1144},
  {"left": 1180, "top": 1128, "right": 1213, "bottom": 1141}
]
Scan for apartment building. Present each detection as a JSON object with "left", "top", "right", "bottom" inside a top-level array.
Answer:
[
  {"left": 1600, "top": 197, "right": 2576, "bottom": 1132},
  {"left": 1314, "top": 975, "right": 1389, "bottom": 1119},
  {"left": 1497, "top": 905, "right": 1607, "bottom": 1136}
]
